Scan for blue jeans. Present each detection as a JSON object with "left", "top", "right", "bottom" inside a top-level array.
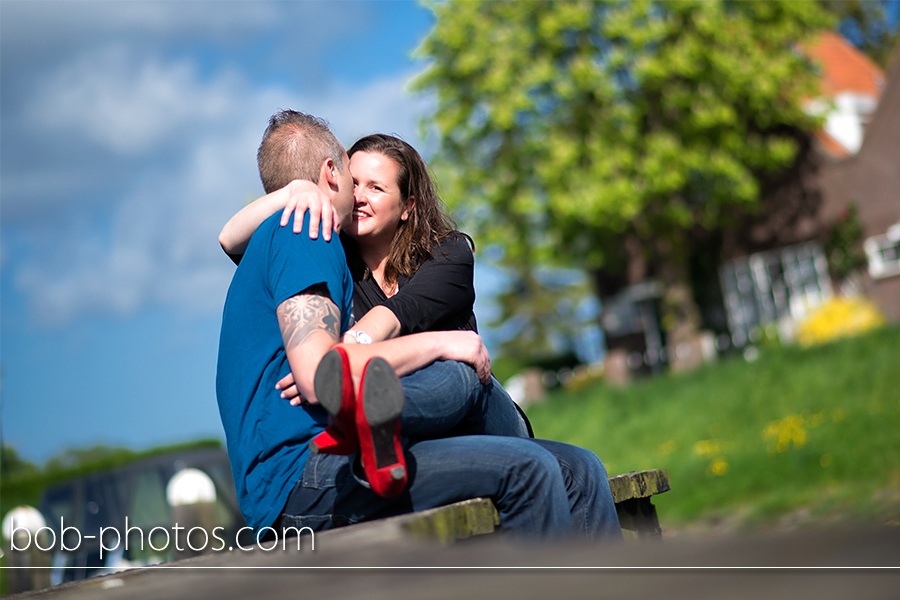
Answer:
[
  {"left": 279, "top": 436, "right": 622, "bottom": 540},
  {"left": 399, "top": 360, "right": 531, "bottom": 439}
]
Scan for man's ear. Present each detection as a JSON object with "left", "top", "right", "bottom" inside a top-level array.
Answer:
[
  {"left": 321, "top": 158, "right": 339, "bottom": 190},
  {"left": 401, "top": 195, "right": 415, "bottom": 221}
]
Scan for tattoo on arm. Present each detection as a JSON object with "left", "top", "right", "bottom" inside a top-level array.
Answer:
[{"left": 277, "top": 285, "right": 340, "bottom": 350}]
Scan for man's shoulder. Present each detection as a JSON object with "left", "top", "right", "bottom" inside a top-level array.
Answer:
[
  {"left": 241, "top": 212, "right": 287, "bottom": 260},
  {"left": 257, "top": 212, "right": 345, "bottom": 260},
  {"left": 264, "top": 212, "right": 352, "bottom": 308},
  {"left": 258, "top": 211, "right": 293, "bottom": 244}
]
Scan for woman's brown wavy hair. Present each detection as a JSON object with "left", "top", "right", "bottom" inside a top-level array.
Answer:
[{"left": 343, "top": 134, "right": 472, "bottom": 288}]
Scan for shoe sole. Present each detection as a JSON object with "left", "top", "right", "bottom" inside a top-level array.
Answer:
[
  {"left": 360, "top": 357, "right": 405, "bottom": 475},
  {"left": 310, "top": 348, "right": 357, "bottom": 455},
  {"left": 314, "top": 348, "right": 345, "bottom": 418}
]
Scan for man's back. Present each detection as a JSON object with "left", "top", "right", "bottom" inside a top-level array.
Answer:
[{"left": 216, "top": 212, "right": 353, "bottom": 531}]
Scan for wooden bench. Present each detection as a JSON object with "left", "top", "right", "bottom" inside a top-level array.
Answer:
[
  {"left": 608, "top": 469, "right": 671, "bottom": 540},
  {"left": 381, "top": 468, "right": 671, "bottom": 545}
]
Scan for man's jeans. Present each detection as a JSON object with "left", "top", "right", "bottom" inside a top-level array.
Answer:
[
  {"left": 276, "top": 361, "right": 621, "bottom": 539},
  {"left": 279, "top": 436, "right": 623, "bottom": 540}
]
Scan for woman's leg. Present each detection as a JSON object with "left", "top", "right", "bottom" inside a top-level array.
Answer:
[{"left": 399, "top": 360, "right": 529, "bottom": 439}]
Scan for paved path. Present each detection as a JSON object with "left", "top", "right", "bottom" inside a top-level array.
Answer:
[{"left": 9, "top": 525, "right": 899, "bottom": 600}]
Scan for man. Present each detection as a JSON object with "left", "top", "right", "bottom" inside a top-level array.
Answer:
[{"left": 216, "top": 110, "right": 622, "bottom": 540}]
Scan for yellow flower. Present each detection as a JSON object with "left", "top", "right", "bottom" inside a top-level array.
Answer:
[
  {"left": 796, "top": 297, "right": 884, "bottom": 347},
  {"left": 693, "top": 439, "right": 721, "bottom": 457},
  {"left": 707, "top": 457, "right": 729, "bottom": 477},
  {"left": 762, "top": 414, "right": 807, "bottom": 454},
  {"left": 657, "top": 440, "right": 677, "bottom": 457}
]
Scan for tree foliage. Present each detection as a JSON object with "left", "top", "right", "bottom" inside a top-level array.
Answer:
[
  {"left": 1, "top": 445, "right": 39, "bottom": 479},
  {"left": 414, "top": 0, "right": 834, "bottom": 355}
]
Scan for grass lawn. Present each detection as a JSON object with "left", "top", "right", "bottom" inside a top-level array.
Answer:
[{"left": 525, "top": 323, "right": 900, "bottom": 534}]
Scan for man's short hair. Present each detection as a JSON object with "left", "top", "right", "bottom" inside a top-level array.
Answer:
[{"left": 257, "top": 110, "right": 346, "bottom": 194}]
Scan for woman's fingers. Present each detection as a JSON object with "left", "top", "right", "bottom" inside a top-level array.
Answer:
[
  {"left": 276, "top": 372, "right": 300, "bottom": 401},
  {"left": 305, "top": 201, "right": 320, "bottom": 239}
]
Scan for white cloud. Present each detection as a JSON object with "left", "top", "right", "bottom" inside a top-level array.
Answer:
[
  {"left": 12, "top": 66, "right": 433, "bottom": 326},
  {"left": 4, "top": 0, "right": 436, "bottom": 326},
  {"left": 13, "top": 128, "right": 260, "bottom": 324},
  {"left": 0, "top": 1, "right": 283, "bottom": 50},
  {"left": 31, "top": 45, "right": 241, "bottom": 155}
]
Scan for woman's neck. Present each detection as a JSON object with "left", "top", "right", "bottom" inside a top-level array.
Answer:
[{"left": 359, "top": 241, "right": 395, "bottom": 297}]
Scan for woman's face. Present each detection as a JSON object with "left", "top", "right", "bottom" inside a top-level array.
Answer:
[{"left": 347, "top": 151, "right": 411, "bottom": 244}]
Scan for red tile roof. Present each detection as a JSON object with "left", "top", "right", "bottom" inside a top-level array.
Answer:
[{"left": 805, "top": 30, "right": 884, "bottom": 97}]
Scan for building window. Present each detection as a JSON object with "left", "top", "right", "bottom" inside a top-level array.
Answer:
[
  {"left": 719, "top": 242, "right": 832, "bottom": 347},
  {"left": 864, "top": 223, "right": 900, "bottom": 280}
]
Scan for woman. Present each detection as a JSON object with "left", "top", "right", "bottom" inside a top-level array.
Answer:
[{"left": 220, "top": 133, "right": 531, "bottom": 438}]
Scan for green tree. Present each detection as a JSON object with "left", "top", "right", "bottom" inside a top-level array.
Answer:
[
  {"left": 414, "top": 0, "right": 833, "bottom": 354},
  {"left": 43, "top": 443, "right": 136, "bottom": 474},
  {"left": 0, "top": 445, "right": 38, "bottom": 479}
]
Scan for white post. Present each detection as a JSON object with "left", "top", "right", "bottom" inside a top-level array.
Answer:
[
  {"left": 2, "top": 505, "right": 53, "bottom": 592},
  {"left": 165, "top": 468, "right": 218, "bottom": 559}
]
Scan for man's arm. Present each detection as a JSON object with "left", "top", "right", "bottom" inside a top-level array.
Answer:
[{"left": 277, "top": 285, "right": 342, "bottom": 404}]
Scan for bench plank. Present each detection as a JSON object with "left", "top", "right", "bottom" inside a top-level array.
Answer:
[
  {"left": 607, "top": 469, "right": 671, "bottom": 503},
  {"left": 396, "top": 469, "right": 671, "bottom": 543},
  {"left": 402, "top": 497, "right": 499, "bottom": 545}
]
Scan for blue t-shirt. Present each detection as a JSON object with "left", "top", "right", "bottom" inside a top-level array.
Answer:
[{"left": 216, "top": 212, "right": 353, "bottom": 532}]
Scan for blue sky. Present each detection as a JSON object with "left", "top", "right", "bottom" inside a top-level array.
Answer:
[{"left": 0, "top": 0, "right": 476, "bottom": 463}]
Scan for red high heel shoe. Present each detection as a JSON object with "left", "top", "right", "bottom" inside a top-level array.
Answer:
[
  {"left": 356, "top": 357, "right": 407, "bottom": 497},
  {"left": 309, "top": 347, "right": 358, "bottom": 455}
]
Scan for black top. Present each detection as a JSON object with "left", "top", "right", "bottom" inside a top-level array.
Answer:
[
  {"left": 348, "top": 233, "right": 535, "bottom": 438},
  {"left": 350, "top": 233, "right": 478, "bottom": 335}
]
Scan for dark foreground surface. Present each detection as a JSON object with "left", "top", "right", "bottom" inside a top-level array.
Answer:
[{"left": 7, "top": 523, "right": 899, "bottom": 600}]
